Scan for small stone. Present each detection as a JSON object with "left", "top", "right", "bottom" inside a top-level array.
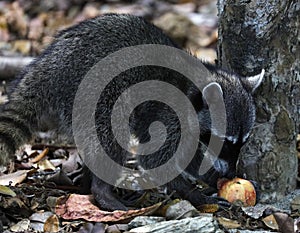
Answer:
[
  {"left": 10, "top": 219, "right": 30, "bottom": 232},
  {"left": 165, "top": 200, "right": 199, "bottom": 220},
  {"left": 290, "top": 195, "right": 300, "bottom": 211},
  {"left": 12, "top": 40, "right": 31, "bottom": 55},
  {"left": 128, "top": 216, "right": 165, "bottom": 229},
  {"left": 129, "top": 215, "right": 222, "bottom": 233},
  {"left": 153, "top": 12, "right": 193, "bottom": 47}
]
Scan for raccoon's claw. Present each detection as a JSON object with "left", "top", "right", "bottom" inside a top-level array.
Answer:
[
  {"left": 185, "top": 190, "right": 231, "bottom": 209},
  {"left": 201, "top": 195, "right": 231, "bottom": 208},
  {"left": 214, "top": 196, "right": 231, "bottom": 208}
]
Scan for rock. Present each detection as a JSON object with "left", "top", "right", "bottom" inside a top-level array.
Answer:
[
  {"left": 165, "top": 200, "right": 199, "bottom": 220},
  {"left": 290, "top": 195, "right": 300, "bottom": 211},
  {"left": 228, "top": 230, "right": 277, "bottom": 233},
  {"left": 12, "top": 40, "right": 31, "bottom": 55},
  {"left": 128, "top": 216, "right": 165, "bottom": 229},
  {"left": 129, "top": 215, "right": 223, "bottom": 233},
  {"left": 10, "top": 219, "right": 30, "bottom": 232},
  {"left": 106, "top": 224, "right": 128, "bottom": 233},
  {"left": 153, "top": 12, "right": 193, "bottom": 47}
]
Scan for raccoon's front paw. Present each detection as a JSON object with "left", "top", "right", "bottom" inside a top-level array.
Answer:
[
  {"left": 0, "top": 141, "right": 14, "bottom": 165},
  {"left": 204, "top": 195, "right": 231, "bottom": 208},
  {"left": 186, "top": 190, "right": 231, "bottom": 209},
  {"left": 93, "top": 191, "right": 128, "bottom": 211},
  {"left": 91, "top": 175, "right": 127, "bottom": 211}
]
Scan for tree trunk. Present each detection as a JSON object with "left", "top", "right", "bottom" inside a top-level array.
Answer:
[{"left": 217, "top": 0, "right": 300, "bottom": 203}]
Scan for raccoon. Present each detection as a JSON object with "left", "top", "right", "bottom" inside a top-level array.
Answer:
[{"left": 0, "top": 14, "right": 263, "bottom": 210}]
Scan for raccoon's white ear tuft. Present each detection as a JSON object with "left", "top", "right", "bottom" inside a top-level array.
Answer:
[
  {"left": 202, "top": 82, "right": 223, "bottom": 103},
  {"left": 242, "top": 69, "right": 265, "bottom": 93}
]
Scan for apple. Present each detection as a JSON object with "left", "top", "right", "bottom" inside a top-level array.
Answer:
[{"left": 218, "top": 178, "right": 256, "bottom": 206}]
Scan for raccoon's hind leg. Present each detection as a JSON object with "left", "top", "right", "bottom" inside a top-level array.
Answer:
[{"left": 0, "top": 105, "right": 35, "bottom": 165}]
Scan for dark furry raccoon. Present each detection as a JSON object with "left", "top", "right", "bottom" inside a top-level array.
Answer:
[{"left": 0, "top": 14, "right": 263, "bottom": 210}]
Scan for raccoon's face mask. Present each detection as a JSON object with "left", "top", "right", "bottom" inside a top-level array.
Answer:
[
  {"left": 197, "top": 69, "right": 264, "bottom": 181},
  {"left": 199, "top": 69, "right": 265, "bottom": 144}
]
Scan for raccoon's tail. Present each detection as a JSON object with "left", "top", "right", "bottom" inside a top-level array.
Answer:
[{"left": 0, "top": 103, "right": 34, "bottom": 165}]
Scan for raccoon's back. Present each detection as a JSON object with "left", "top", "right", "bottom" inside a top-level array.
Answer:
[{"left": 9, "top": 14, "right": 178, "bottom": 132}]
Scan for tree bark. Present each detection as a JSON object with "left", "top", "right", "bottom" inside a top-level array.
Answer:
[{"left": 217, "top": 0, "right": 299, "bottom": 202}]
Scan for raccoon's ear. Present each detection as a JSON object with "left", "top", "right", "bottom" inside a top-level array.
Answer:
[
  {"left": 202, "top": 82, "right": 223, "bottom": 104},
  {"left": 241, "top": 69, "right": 265, "bottom": 93}
]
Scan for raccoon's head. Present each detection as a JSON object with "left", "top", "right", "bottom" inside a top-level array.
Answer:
[
  {"left": 196, "top": 69, "right": 264, "bottom": 181},
  {"left": 198, "top": 69, "right": 264, "bottom": 144}
]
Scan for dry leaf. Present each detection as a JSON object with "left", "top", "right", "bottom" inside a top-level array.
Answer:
[
  {"left": 291, "top": 195, "right": 300, "bottom": 211},
  {"left": 46, "top": 170, "right": 73, "bottom": 186},
  {"left": 55, "top": 194, "right": 161, "bottom": 222},
  {"left": 273, "top": 212, "right": 294, "bottom": 233},
  {"left": 217, "top": 217, "right": 241, "bottom": 229},
  {"left": 31, "top": 148, "right": 49, "bottom": 163},
  {"left": 28, "top": 14, "right": 46, "bottom": 40},
  {"left": 155, "top": 199, "right": 180, "bottom": 216},
  {"left": 262, "top": 214, "right": 279, "bottom": 230},
  {"left": 44, "top": 215, "right": 60, "bottom": 232},
  {"left": 12, "top": 40, "right": 31, "bottom": 55},
  {"left": 0, "top": 185, "right": 16, "bottom": 197},
  {"left": 196, "top": 204, "right": 219, "bottom": 213},
  {"left": 30, "top": 211, "right": 55, "bottom": 232},
  {"left": 2, "top": 197, "right": 23, "bottom": 208},
  {"left": 0, "top": 15, "right": 10, "bottom": 41},
  {"left": 5, "top": 1, "right": 28, "bottom": 37},
  {"left": 10, "top": 219, "right": 30, "bottom": 232},
  {"left": 61, "top": 150, "right": 81, "bottom": 173},
  {"left": 0, "top": 170, "right": 29, "bottom": 186},
  {"left": 38, "top": 159, "right": 56, "bottom": 171}
]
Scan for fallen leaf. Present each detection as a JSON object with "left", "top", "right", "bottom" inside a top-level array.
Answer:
[
  {"left": 273, "top": 212, "right": 294, "bottom": 233},
  {"left": 38, "top": 159, "right": 56, "bottom": 171},
  {"left": 44, "top": 214, "right": 60, "bottom": 232},
  {"left": 61, "top": 149, "right": 81, "bottom": 173},
  {"left": 197, "top": 204, "right": 219, "bottom": 213},
  {"left": 12, "top": 40, "right": 31, "bottom": 55},
  {"left": 0, "top": 185, "right": 16, "bottom": 197},
  {"left": 28, "top": 14, "right": 46, "bottom": 40},
  {"left": 217, "top": 217, "right": 241, "bottom": 229},
  {"left": 291, "top": 195, "right": 300, "bottom": 211},
  {"left": 0, "top": 170, "right": 29, "bottom": 186},
  {"left": 46, "top": 169, "right": 73, "bottom": 186},
  {"left": 30, "top": 211, "right": 54, "bottom": 232},
  {"left": 262, "top": 214, "right": 279, "bottom": 230},
  {"left": 31, "top": 148, "right": 49, "bottom": 163},
  {"left": 0, "top": 15, "right": 10, "bottom": 41},
  {"left": 5, "top": 1, "right": 28, "bottom": 38},
  {"left": 10, "top": 219, "right": 30, "bottom": 232},
  {"left": 55, "top": 194, "right": 161, "bottom": 222}
]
